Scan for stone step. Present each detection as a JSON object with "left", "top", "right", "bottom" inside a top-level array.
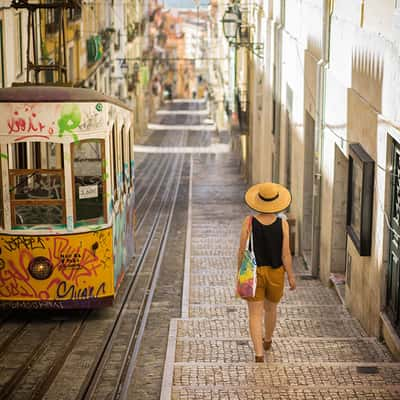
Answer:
[
  {"left": 175, "top": 317, "right": 366, "bottom": 338},
  {"left": 190, "top": 286, "right": 341, "bottom": 306},
  {"left": 189, "top": 304, "right": 352, "bottom": 319},
  {"left": 173, "top": 363, "right": 400, "bottom": 387},
  {"left": 191, "top": 249, "right": 239, "bottom": 256},
  {"left": 189, "top": 257, "right": 310, "bottom": 275},
  {"left": 171, "top": 386, "right": 400, "bottom": 399},
  {"left": 175, "top": 338, "right": 393, "bottom": 363},
  {"left": 190, "top": 273, "right": 324, "bottom": 287}
]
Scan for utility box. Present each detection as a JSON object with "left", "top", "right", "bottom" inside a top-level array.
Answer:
[{"left": 287, "top": 214, "right": 296, "bottom": 255}]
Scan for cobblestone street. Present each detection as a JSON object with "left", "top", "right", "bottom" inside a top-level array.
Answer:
[{"left": 160, "top": 150, "right": 400, "bottom": 399}]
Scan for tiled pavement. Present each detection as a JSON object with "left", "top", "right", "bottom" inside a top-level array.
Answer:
[{"left": 160, "top": 153, "right": 400, "bottom": 400}]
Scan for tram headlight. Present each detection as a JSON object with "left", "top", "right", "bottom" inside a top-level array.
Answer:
[{"left": 28, "top": 257, "right": 53, "bottom": 280}]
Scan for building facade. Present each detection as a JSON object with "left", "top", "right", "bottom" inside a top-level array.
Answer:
[{"left": 239, "top": 0, "right": 400, "bottom": 356}]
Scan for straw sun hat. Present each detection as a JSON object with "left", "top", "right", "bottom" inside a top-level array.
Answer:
[{"left": 245, "top": 182, "right": 292, "bottom": 214}]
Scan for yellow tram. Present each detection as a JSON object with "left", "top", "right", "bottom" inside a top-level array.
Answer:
[{"left": 0, "top": 86, "right": 135, "bottom": 308}]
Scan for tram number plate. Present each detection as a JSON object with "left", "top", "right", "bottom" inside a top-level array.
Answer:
[{"left": 79, "top": 185, "right": 98, "bottom": 199}]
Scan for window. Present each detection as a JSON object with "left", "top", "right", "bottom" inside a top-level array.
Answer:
[
  {"left": 129, "top": 127, "right": 134, "bottom": 185},
  {"left": 46, "top": 1, "right": 61, "bottom": 34},
  {"left": 72, "top": 140, "right": 106, "bottom": 224},
  {"left": 111, "top": 125, "right": 118, "bottom": 197},
  {"left": 68, "top": 6, "right": 82, "bottom": 21},
  {"left": 68, "top": 46, "right": 74, "bottom": 82},
  {"left": 121, "top": 125, "right": 128, "bottom": 190},
  {"left": 346, "top": 143, "right": 375, "bottom": 256},
  {"left": 0, "top": 153, "right": 3, "bottom": 227},
  {"left": 15, "top": 13, "right": 23, "bottom": 77},
  {"left": 8, "top": 142, "right": 65, "bottom": 228},
  {"left": 0, "top": 20, "right": 4, "bottom": 87}
]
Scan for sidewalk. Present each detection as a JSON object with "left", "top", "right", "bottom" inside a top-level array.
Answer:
[{"left": 161, "top": 152, "right": 400, "bottom": 400}]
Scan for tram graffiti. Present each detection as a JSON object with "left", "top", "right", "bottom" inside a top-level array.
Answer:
[
  {"left": 0, "top": 228, "right": 113, "bottom": 301},
  {"left": 2, "top": 102, "right": 106, "bottom": 142}
]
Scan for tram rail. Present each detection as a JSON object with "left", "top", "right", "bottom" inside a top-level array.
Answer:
[
  {"left": 0, "top": 149, "right": 186, "bottom": 400},
  {"left": 77, "top": 155, "right": 184, "bottom": 400}
]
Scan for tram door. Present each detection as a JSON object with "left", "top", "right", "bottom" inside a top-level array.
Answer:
[{"left": 387, "top": 141, "right": 400, "bottom": 333}]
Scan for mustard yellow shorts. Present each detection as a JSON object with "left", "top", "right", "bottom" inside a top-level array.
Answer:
[{"left": 247, "top": 266, "right": 285, "bottom": 303}]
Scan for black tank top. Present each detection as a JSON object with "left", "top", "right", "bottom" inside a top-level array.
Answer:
[{"left": 251, "top": 217, "right": 283, "bottom": 268}]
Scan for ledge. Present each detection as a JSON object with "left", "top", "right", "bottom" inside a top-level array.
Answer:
[{"left": 380, "top": 311, "right": 400, "bottom": 361}]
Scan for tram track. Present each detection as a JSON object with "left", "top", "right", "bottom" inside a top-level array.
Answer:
[
  {"left": 0, "top": 153, "right": 183, "bottom": 400},
  {"left": 76, "top": 154, "right": 185, "bottom": 400}
]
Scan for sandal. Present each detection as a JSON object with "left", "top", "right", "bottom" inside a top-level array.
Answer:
[
  {"left": 255, "top": 355, "right": 264, "bottom": 363},
  {"left": 263, "top": 339, "right": 272, "bottom": 351}
]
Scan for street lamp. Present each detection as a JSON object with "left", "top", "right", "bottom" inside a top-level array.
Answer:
[
  {"left": 221, "top": 4, "right": 241, "bottom": 43},
  {"left": 221, "top": 2, "right": 264, "bottom": 58}
]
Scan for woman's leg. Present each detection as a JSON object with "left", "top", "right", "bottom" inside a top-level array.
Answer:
[
  {"left": 247, "top": 300, "right": 264, "bottom": 356},
  {"left": 264, "top": 299, "right": 278, "bottom": 342}
]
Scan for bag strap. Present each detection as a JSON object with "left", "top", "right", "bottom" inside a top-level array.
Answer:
[{"left": 246, "top": 216, "right": 253, "bottom": 251}]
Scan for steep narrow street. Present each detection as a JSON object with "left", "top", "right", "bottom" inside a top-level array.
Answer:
[{"left": 160, "top": 128, "right": 400, "bottom": 399}]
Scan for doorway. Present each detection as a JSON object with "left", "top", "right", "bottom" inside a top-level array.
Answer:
[
  {"left": 330, "top": 145, "right": 349, "bottom": 298},
  {"left": 387, "top": 140, "right": 400, "bottom": 334},
  {"left": 302, "top": 111, "right": 315, "bottom": 267}
]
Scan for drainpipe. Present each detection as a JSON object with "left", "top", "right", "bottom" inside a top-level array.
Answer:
[{"left": 311, "top": 0, "right": 331, "bottom": 277}]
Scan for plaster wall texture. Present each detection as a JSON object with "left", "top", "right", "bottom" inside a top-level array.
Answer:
[
  {"left": 259, "top": 17, "right": 274, "bottom": 182},
  {"left": 319, "top": 0, "right": 400, "bottom": 337},
  {"left": 280, "top": 33, "right": 305, "bottom": 255}
]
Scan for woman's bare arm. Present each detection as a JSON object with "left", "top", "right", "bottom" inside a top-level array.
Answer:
[{"left": 282, "top": 219, "right": 296, "bottom": 290}]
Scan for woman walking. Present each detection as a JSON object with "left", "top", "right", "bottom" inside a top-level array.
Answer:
[{"left": 238, "top": 182, "right": 296, "bottom": 362}]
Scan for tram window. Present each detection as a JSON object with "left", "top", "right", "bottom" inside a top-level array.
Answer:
[
  {"left": 129, "top": 128, "right": 135, "bottom": 182},
  {"left": 0, "top": 161, "right": 2, "bottom": 227},
  {"left": 14, "top": 143, "right": 27, "bottom": 169},
  {"left": 46, "top": 143, "right": 64, "bottom": 169},
  {"left": 124, "top": 126, "right": 130, "bottom": 185},
  {"left": 129, "top": 127, "right": 134, "bottom": 184},
  {"left": 72, "top": 140, "right": 106, "bottom": 224},
  {"left": 9, "top": 142, "right": 63, "bottom": 170},
  {"left": 117, "top": 126, "right": 123, "bottom": 190},
  {"left": 111, "top": 125, "right": 117, "bottom": 197},
  {"left": 121, "top": 125, "right": 129, "bottom": 189},
  {"left": 8, "top": 142, "right": 65, "bottom": 228},
  {"left": 9, "top": 171, "right": 65, "bottom": 227}
]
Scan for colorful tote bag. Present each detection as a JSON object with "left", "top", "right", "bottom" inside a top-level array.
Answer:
[{"left": 236, "top": 217, "right": 257, "bottom": 299}]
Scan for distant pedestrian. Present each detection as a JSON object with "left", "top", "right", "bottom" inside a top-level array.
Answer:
[{"left": 238, "top": 182, "right": 296, "bottom": 363}]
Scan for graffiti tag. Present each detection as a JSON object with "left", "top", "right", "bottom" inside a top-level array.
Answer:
[
  {"left": 56, "top": 281, "right": 106, "bottom": 300},
  {"left": 2, "top": 236, "right": 46, "bottom": 252}
]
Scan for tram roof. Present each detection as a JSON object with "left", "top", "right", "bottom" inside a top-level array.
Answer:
[{"left": 0, "top": 85, "right": 132, "bottom": 111}]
